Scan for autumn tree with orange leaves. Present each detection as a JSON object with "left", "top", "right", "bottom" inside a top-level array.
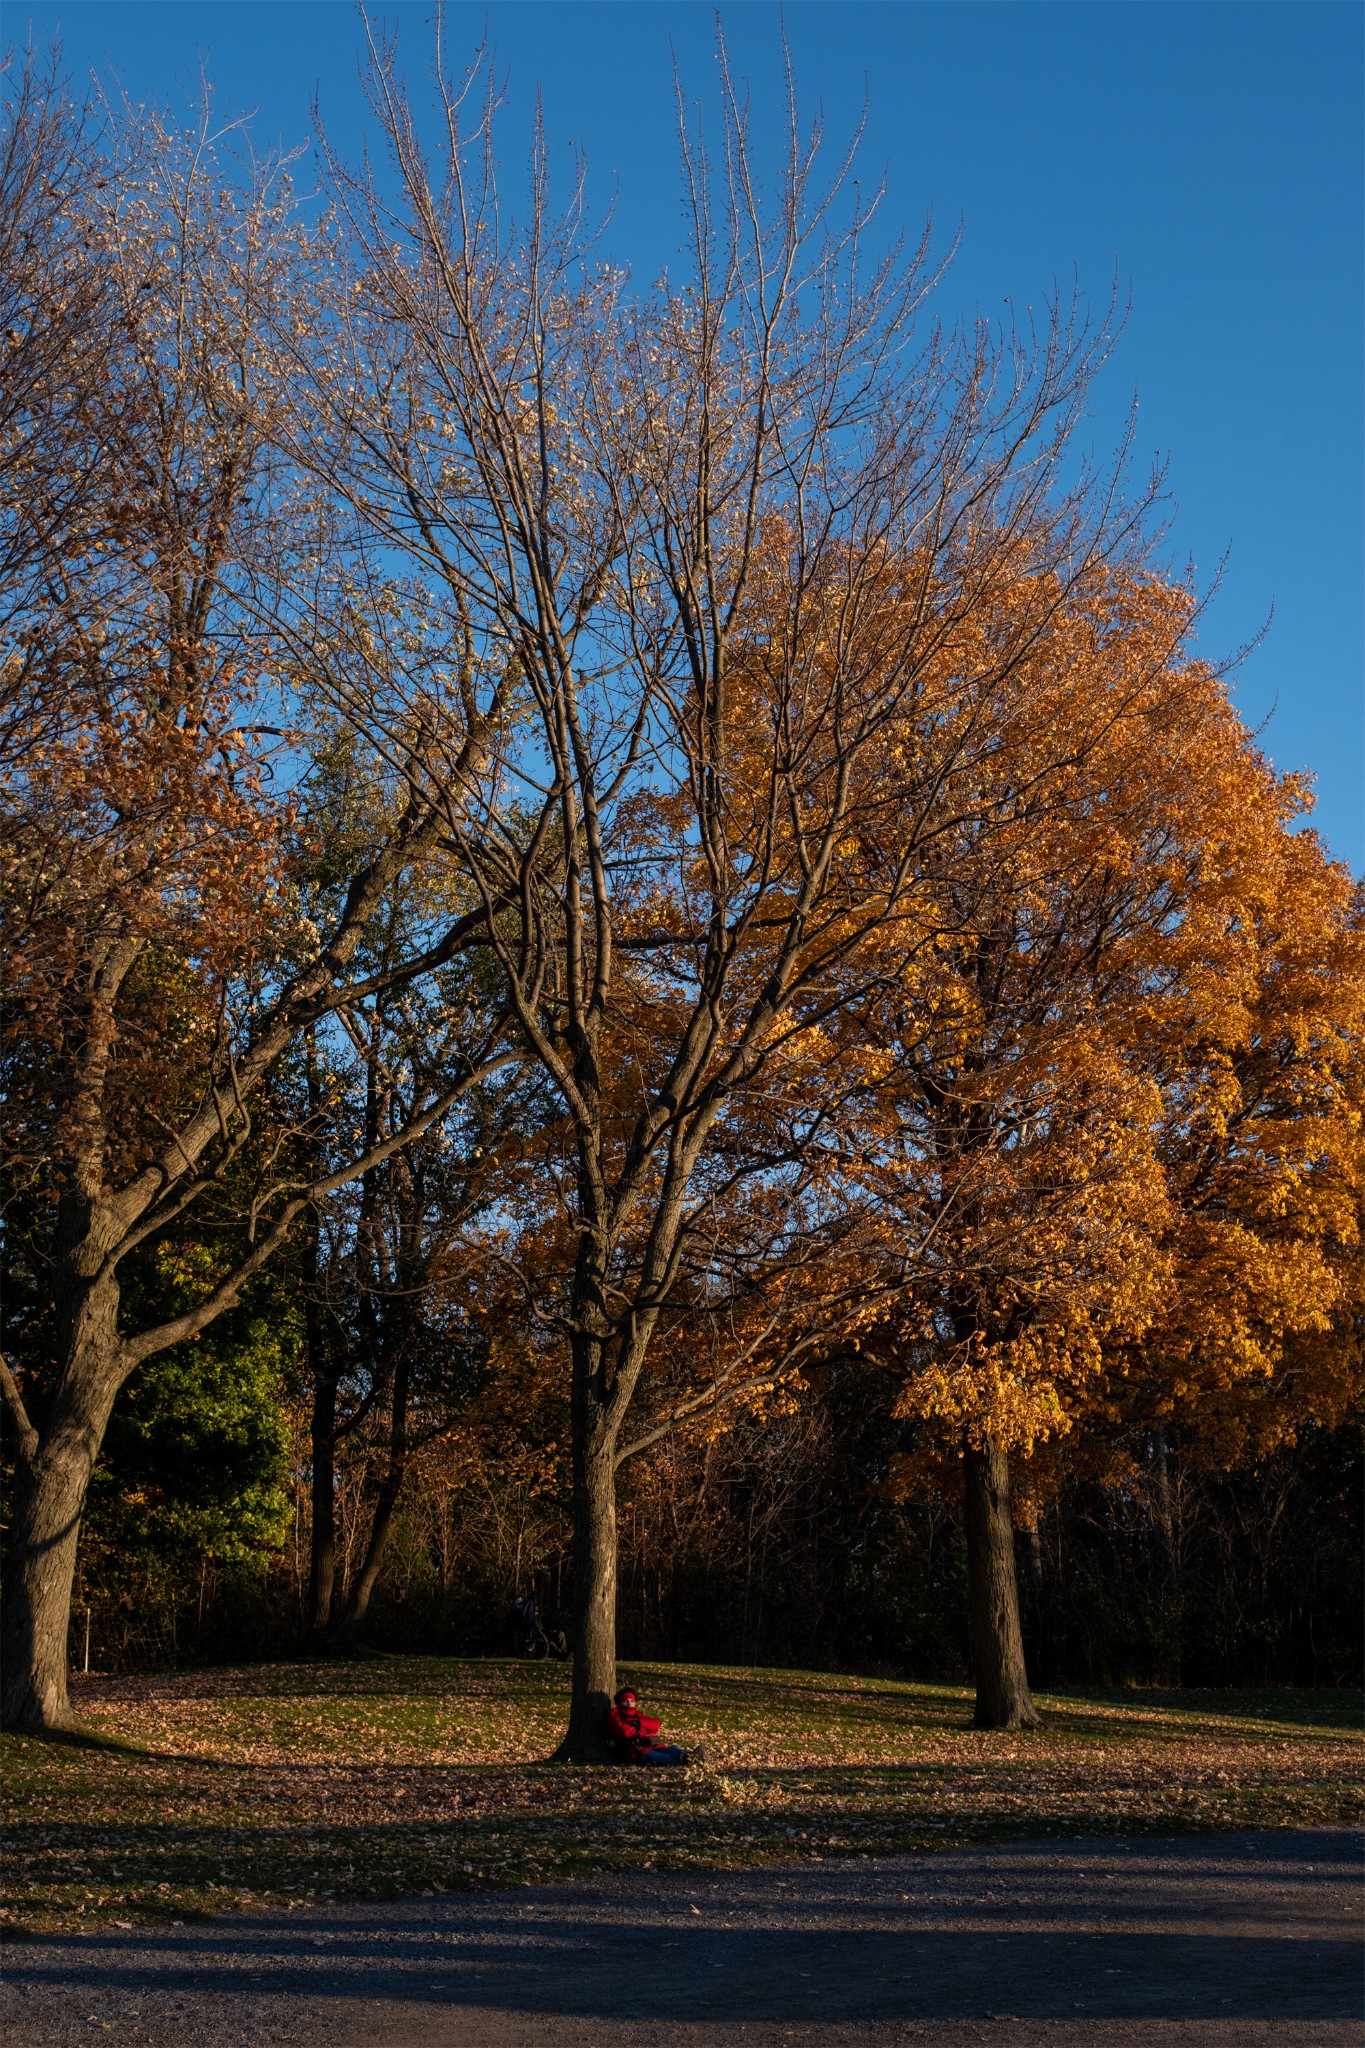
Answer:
[
  {"left": 1090, "top": 777, "right": 1364, "bottom": 1494},
  {"left": 828, "top": 571, "right": 1362, "bottom": 1725}
]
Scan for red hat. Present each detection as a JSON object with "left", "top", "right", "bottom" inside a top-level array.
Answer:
[{"left": 614, "top": 1686, "right": 637, "bottom": 1705}]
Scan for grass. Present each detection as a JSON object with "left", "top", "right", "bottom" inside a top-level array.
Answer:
[{"left": 3, "top": 1656, "right": 1361, "bottom": 1933}]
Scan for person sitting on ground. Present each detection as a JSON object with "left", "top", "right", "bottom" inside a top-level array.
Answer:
[{"left": 604, "top": 1685, "right": 699, "bottom": 1766}]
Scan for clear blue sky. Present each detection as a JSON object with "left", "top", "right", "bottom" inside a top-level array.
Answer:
[{"left": 20, "top": 1, "right": 1364, "bottom": 868}]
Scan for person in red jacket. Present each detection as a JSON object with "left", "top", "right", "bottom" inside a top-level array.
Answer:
[{"left": 605, "top": 1686, "right": 695, "bottom": 1766}]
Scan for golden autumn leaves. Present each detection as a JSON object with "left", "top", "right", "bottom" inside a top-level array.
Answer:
[
  {"left": 0, "top": 38, "right": 1359, "bottom": 1741},
  {"left": 592, "top": 545, "right": 1362, "bottom": 1484}
]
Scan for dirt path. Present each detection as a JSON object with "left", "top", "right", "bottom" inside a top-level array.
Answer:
[{"left": 3, "top": 1828, "right": 1360, "bottom": 2047}]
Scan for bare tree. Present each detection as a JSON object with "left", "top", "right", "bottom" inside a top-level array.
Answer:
[
  {"left": 0, "top": 50, "right": 120, "bottom": 765},
  {"left": 293, "top": 21, "right": 1159, "bottom": 1756}
]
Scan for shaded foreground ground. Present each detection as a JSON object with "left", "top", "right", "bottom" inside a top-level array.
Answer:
[
  {"left": 2, "top": 1660, "right": 1362, "bottom": 1931},
  {"left": 0, "top": 1829, "right": 1360, "bottom": 2046}
]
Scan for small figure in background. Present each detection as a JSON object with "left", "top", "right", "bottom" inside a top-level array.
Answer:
[
  {"left": 509, "top": 1589, "right": 568, "bottom": 1659},
  {"left": 511, "top": 1589, "right": 540, "bottom": 1656}
]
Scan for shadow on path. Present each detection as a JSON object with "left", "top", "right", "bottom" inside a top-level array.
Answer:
[{"left": 2, "top": 1828, "right": 1361, "bottom": 2046}]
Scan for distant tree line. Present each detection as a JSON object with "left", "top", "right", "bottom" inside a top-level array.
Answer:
[
  {"left": 2, "top": 34, "right": 1360, "bottom": 1741},
  {"left": 71, "top": 1336, "right": 1361, "bottom": 1690}
]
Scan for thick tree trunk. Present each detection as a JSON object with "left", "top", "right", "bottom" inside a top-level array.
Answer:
[
  {"left": 963, "top": 1434, "right": 1040, "bottom": 1730},
  {"left": 554, "top": 1430, "right": 618, "bottom": 1761},
  {"left": 1, "top": 1434, "right": 95, "bottom": 1728},
  {"left": 0, "top": 1264, "right": 123, "bottom": 1730}
]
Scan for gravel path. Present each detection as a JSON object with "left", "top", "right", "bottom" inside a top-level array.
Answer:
[{"left": 3, "top": 1828, "right": 1360, "bottom": 2047}]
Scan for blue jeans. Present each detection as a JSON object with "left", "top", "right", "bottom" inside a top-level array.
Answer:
[{"left": 641, "top": 1743, "right": 688, "bottom": 1766}]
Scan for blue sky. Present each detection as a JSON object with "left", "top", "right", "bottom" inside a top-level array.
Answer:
[{"left": 20, "top": 1, "right": 1363, "bottom": 868}]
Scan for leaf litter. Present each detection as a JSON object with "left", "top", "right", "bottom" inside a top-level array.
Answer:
[{"left": 4, "top": 1657, "right": 1359, "bottom": 1933}]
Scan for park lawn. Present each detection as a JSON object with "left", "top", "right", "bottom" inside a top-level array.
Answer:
[{"left": 3, "top": 1657, "right": 1361, "bottom": 1933}]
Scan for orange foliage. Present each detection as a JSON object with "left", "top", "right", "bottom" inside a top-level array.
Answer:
[
  {"left": 779, "top": 557, "right": 1362, "bottom": 1485},
  {"left": 1, "top": 664, "right": 289, "bottom": 1187}
]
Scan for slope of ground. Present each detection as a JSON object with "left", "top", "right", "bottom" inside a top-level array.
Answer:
[{"left": 2, "top": 1658, "right": 1360, "bottom": 1932}]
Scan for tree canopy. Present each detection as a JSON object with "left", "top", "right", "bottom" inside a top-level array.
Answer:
[{"left": 1, "top": 38, "right": 1358, "bottom": 1737}]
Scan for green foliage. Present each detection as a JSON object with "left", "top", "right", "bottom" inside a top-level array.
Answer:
[{"left": 79, "top": 1260, "right": 299, "bottom": 1608}]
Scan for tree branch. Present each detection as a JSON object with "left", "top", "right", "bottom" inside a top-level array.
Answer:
[{"left": 0, "top": 1355, "right": 39, "bottom": 1468}]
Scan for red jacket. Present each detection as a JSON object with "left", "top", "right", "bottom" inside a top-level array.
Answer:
[{"left": 606, "top": 1700, "right": 661, "bottom": 1759}]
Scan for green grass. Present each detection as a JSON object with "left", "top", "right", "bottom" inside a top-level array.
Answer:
[{"left": 3, "top": 1656, "right": 1360, "bottom": 1933}]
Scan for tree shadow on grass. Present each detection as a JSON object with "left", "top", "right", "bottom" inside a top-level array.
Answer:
[{"left": 1, "top": 1722, "right": 151, "bottom": 1761}]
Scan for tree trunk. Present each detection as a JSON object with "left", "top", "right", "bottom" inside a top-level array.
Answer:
[
  {"left": 301, "top": 1040, "right": 338, "bottom": 1649},
  {"left": 1023, "top": 1520, "right": 1044, "bottom": 1592},
  {"left": 963, "top": 1434, "right": 1040, "bottom": 1730},
  {"left": 1150, "top": 1429, "right": 1180, "bottom": 1593},
  {"left": 0, "top": 1265, "right": 123, "bottom": 1729},
  {"left": 305, "top": 1361, "right": 340, "bottom": 1648},
  {"left": 554, "top": 1429, "right": 618, "bottom": 1761},
  {"left": 1, "top": 1438, "right": 94, "bottom": 1728},
  {"left": 329, "top": 1460, "right": 403, "bottom": 1649},
  {"left": 331, "top": 1348, "right": 411, "bottom": 1650}
]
